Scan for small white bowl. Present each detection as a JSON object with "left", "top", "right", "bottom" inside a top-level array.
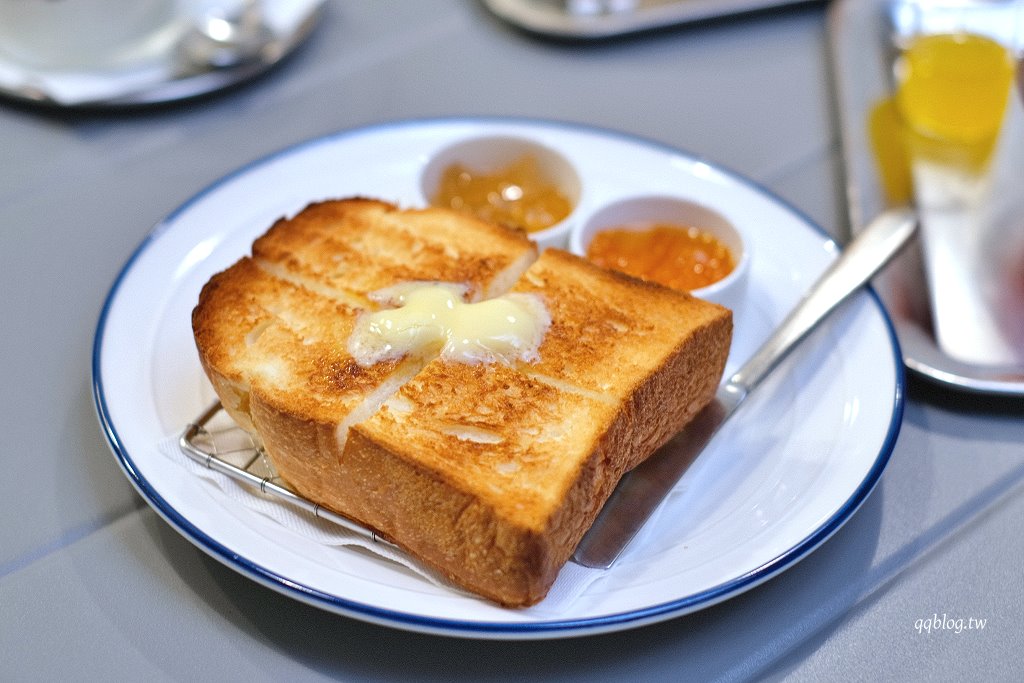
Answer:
[
  {"left": 570, "top": 195, "right": 750, "bottom": 313},
  {"left": 420, "top": 135, "right": 581, "bottom": 250}
]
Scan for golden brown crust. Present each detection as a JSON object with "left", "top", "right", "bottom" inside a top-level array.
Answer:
[
  {"left": 342, "top": 425, "right": 553, "bottom": 606},
  {"left": 513, "top": 249, "right": 731, "bottom": 400},
  {"left": 192, "top": 198, "right": 732, "bottom": 607},
  {"left": 253, "top": 198, "right": 537, "bottom": 301}
]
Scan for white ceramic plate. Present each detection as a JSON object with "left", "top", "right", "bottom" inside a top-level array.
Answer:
[{"left": 93, "top": 118, "right": 903, "bottom": 639}]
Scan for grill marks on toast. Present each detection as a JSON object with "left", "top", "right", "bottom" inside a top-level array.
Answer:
[
  {"left": 253, "top": 258, "right": 371, "bottom": 311},
  {"left": 521, "top": 373, "right": 616, "bottom": 406},
  {"left": 333, "top": 359, "right": 427, "bottom": 454}
]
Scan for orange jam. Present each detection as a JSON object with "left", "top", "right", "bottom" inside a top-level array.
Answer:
[
  {"left": 586, "top": 224, "right": 735, "bottom": 292},
  {"left": 431, "top": 155, "right": 573, "bottom": 233}
]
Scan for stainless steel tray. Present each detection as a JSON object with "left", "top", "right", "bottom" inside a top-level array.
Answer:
[
  {"left": 828, "top": 0, "right": 1024, "bottom": 395},
  {"left": 483, "top": 0, "right": 821, "bottom": 38}
]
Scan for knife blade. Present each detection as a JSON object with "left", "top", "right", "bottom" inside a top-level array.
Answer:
[{"left": 572, "top": 208, "right": 918, "bottom": 569}]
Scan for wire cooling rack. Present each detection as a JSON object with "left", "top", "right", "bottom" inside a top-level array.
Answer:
[{"left": 178, "top": 401, "right": 394, "bottom": 546}]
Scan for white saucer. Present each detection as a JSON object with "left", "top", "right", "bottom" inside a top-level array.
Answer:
[{"left": 0, "top": 1, "right": 323, "bottom": 107}]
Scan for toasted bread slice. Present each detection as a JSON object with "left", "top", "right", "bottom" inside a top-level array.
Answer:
[{"left": 193, "top": 198, "right": 732, "bottom": 607}]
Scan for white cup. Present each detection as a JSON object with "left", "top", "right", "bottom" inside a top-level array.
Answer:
[{"left": 0, "top": 0, "right": 182, "bottom": 70}]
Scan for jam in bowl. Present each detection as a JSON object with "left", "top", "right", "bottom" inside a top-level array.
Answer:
[
  {"left": 420, "top": 135, "right": 582, "bottom": 249},
  {"left": 570, "top": 195, "right": 750, "bottom": 312}
]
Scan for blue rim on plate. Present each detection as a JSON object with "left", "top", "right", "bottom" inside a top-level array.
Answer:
[{"left": 91, "top": 116, "right": 905, "bottom": 638}]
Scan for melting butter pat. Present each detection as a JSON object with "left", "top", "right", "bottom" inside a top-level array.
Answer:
[{"left": 348, "top": 283, "right": 550, "bottom": 367}]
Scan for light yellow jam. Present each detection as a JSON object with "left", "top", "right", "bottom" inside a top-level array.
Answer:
[
  {"left": 431, "top": 155, "right": 573, "bottom": 233},
  {"left": 347, "top": 283, "right": 550, "bottom": 367}
]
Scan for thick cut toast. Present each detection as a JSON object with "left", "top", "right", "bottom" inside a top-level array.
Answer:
[{"left": 192, "top": 198, "right": 732, "bottom": 607}]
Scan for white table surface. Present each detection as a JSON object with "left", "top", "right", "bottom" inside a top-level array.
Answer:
[{"left": 2, "top": 1, "right": 1022, "bottom": 680}]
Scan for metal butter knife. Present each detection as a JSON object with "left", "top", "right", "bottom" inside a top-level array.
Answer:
[{"left": 572, "top": 208, "right": 918, "bottom": 569}]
